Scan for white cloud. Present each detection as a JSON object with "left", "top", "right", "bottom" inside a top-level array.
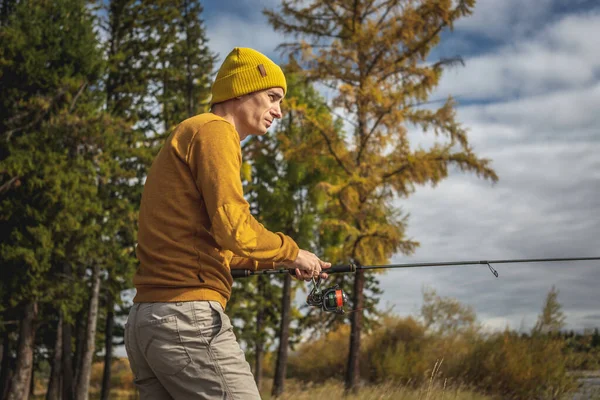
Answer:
[
  {"left": 381, "top": 106, "right": 600, "bottom": 330},
  {"left": 455, "top": 0, "right": 555, "bottom": 39},
  {"left": 458, "top": 83, "right": 600, "bottom": 150},
  {"left": 435, "top": 11, "right": 600, "bottom": 101}
]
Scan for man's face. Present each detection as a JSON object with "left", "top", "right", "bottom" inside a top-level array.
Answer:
[{"left": 235, "top": 87, "right": 284, "bottom": 136}]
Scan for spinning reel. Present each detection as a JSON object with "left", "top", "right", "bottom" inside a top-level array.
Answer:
[{"left": 306, "top": 276, "right": 349, "bottom": 314}]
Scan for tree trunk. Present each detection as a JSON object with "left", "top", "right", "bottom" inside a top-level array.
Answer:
[
  {"left": 46, "top": 314, "right": 63, "bottom": 400},
  {"left": 272, "top": 272, "right": 292, "bottom": 398},
  {"left": 62, "top": 313, "right": 74, "bottom": 400},
  {"left": 253, "top": 275, "right": 265, "bottom": 391},
  {"left": 6, "top": 301, "right": 38, "bottom": 400},
  {"left": 345, "top": 269, "right": 365, "bottom": 393},
  {"left": 28, "top": 364, "right": 35, "bottom": 399},
  {"left": 73, "top": 307, "right": 86, "bottom": 386},
  {"left": 1, "top": 326, "right": 15, "bottom": 400},
  {"left": 100, "top": 292, "right": 114, "bottom": 400},
  {"left": 0, "top": 338, "right": 3, "bottom": 377},
  {"left": 74, "top": 266, "right": 101, "bottom": 400}
]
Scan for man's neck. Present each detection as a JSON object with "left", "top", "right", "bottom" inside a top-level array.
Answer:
[{"left": 211, "top": 106, "right": 247, "bottom": 141}]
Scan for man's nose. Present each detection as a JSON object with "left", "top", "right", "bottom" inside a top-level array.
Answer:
[{"left": 271, "top": 104, "right": 282, "bottom": 119}]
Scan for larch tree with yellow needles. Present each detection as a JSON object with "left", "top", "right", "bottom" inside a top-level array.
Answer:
[{"left": 265, "top": 0, "right": 498, "bottom": 392}]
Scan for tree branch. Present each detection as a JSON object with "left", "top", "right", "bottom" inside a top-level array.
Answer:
[
  {"left": 314, "top": 123, "right": 352, "bottom": 176},
  {"left": 69, "top": 81, "right": 88, "bottom": 113},
  {"left": 0, "top": 175, "right": 20, "bottom": 195}
]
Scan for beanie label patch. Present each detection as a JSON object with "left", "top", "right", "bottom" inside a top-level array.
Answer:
[{"left": 257, "top": 64, "right": 267, "bottom": 77}]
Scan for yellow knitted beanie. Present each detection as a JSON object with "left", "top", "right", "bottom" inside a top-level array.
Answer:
[{"left": 210, "top": 47, "right": 287, "bottom": 106}]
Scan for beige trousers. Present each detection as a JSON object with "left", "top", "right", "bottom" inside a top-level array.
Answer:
[{"left": 124, "top": 301, "right": 261, "bottom": 399}]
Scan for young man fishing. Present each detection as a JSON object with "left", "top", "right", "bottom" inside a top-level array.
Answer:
[{"left": 124, "top": 47, "right": 331, "bottom": 399}]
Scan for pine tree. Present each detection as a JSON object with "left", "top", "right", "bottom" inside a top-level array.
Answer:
[
  {"left": 96, "top": 1, "right": 158, "bottom": 397},
  {"left": 140, "top": 0, "right": 216, "bottom": 133},
  {"left": 265, "top": 0, "right": 498, "bottom": 391}
]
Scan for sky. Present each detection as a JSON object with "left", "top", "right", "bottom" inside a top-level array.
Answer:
[{"left": 197, "top": 0, "right": 600, "bottom": 333}]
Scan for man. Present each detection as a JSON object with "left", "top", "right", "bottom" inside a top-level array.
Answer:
[{"left": 124, "top": 47, "right": 331, "bottom": 399}]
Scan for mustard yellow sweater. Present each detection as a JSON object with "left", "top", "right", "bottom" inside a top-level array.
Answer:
[{"left": 133, "top": 113, "right": 299, "bottom": 309}]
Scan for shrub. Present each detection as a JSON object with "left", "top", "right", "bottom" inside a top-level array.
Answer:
[
  {"left": 461, "top": 332, "right": 577, "bottom": 399},
  {"left": 287, "top": 324, "right": 350, "bottom": 382}
]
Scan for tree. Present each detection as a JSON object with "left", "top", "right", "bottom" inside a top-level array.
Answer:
[
  {"left": 97, "top": 1, "right": 157, "bottom": 397},
  {"left": 533, "top": 285, "right": 566, "bottom": 336},
  {"left": 0, "top": 0, "right": 17, "bottom": 26},
  {"left": 140, "top": 0, "right": 217, "bottom": 133},
  {"left": 420, "top": 287, "right": 477, "bottom": 335},
  {"left": 265, "top": 0, "right": 498, "bottom": 391}
]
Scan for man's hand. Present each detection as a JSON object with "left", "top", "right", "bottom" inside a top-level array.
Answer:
[{"left": 283, "top": 249, "right": 330, "bottom": 281}]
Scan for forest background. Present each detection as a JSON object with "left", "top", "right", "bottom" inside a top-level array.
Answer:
[{"left": 1, "top": 0, "right": 599, "bottom": 399}]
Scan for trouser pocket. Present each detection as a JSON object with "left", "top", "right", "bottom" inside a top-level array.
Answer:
[
  {"left": 193, "top": 300, "right": 227, "bottom": 346},
  {"left": 138, "top": 305, "right": 192, "bottom": 376}
]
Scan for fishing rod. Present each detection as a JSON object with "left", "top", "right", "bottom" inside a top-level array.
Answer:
[{"left": 231, "top": 257, "right": 600, "bottom": 315}]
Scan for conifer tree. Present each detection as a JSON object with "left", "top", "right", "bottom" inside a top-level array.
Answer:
[
  {"left": 265, "top": 0, "right": 498, "bottom": 391},
  {"left": 140, "top": 0, "right": 216, "bottom": 133},
  {"left": 97, "top": 1, "right": 158, "bottom": 396}
]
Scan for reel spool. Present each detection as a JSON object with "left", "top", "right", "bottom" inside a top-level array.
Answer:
[{"left": 306, "top": 277, "right": 349, "bottom": 314}]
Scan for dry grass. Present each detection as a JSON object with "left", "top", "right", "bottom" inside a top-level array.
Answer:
[
  {"left": 32, "top": 357, "right": 492, "bottom": 400},
  {"left": 259, "top": 379, "right": 493, "bottom": 400},
  {"left": 82, "top": 378, "right": 493, "bottom": 400}
]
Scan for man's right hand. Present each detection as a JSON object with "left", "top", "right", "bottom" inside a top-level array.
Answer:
[{"left": 283, "top": 249, "right": 331, "bottom": 281}]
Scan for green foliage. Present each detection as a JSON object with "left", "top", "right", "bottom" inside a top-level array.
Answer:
[
  {"left": 137, "top": 0, "right": 217, "bottom": 132},
  {"left": 0, "top": 0, "right": 109, "bottom": 319}
]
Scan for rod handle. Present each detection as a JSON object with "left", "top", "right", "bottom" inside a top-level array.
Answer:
[
  {"left": 287, "top": 264, "right": 357, "bottom": 276},
  {"left": 327, "top": 264, "right": 357, "bottom": 274},
  {"left": 231, "top": 269, "right": 252, "bottom": 278},
  {"left": 231, "top": 264, "right": 357, "bottom": 278}
]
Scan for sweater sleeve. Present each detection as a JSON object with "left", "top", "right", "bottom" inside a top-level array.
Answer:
[{"left": 187, "top": 120, "right": 299, "bottom": 264}]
